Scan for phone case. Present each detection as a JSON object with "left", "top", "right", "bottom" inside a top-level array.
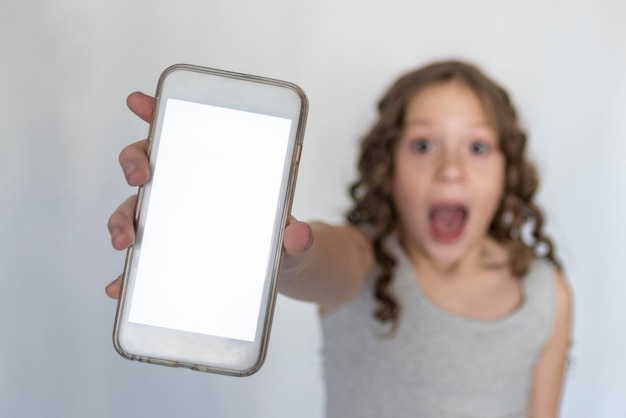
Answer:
[{"left": 113, "top": 64, "right": 308, "bottom": 376}]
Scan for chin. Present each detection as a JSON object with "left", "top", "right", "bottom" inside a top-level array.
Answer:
[
  {"left": 400, "top": 226, "right": 477, "bottom": 271},
  {"left": 423, "top": 239, "right": 474, "bottom": 271},
  {"left": 429, "top": 251, "right": 466, "bottom": 271}
]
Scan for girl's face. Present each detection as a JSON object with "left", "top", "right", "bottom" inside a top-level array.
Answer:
[{"left": 392, "top": 81, "right": 505, "bottom": 269}]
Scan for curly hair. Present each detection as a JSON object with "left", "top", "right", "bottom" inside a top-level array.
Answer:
[{"left": 346, "top": 60, "right": 561, "bottom": 325}]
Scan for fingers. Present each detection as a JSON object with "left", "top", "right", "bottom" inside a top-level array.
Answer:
[
  {"left": 106, "top": 92, "right": 155, "bottom": 300},
  {"left": 107, "top": 195, "right": 138, "bottom": 251},
  {"left": 119, "top": 140, "right": 150, "bottom": 186},
  {"left": 283, "top": 218, "right": 313, "bottom": 256},
  {"left": 106, "top": 195, "right": 136, "bottom": 299},
  {"left": 105, "top": 276, "right": 122, "bottom": 299},
  {"left": 126, "top": 91, "right": 156, "bottom": 123},
  {"left": 121, "top": 92, "right": 153, "bottom": 186}
]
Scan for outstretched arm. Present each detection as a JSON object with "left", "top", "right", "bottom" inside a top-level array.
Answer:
[{"left": 279, "top": 221, "right": 374, "bottom": 310}]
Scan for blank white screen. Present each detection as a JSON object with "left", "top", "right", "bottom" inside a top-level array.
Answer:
[{"left": 128, "top": 98, "right": 292, "bottom": 342}]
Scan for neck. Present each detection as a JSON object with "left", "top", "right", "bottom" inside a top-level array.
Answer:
[{"left": 399, "top": 236, "right": 495, "bottom": 282}]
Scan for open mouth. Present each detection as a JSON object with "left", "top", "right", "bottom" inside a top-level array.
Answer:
[{"left": 429, "top": 204, "right": 468, "bottom": 244}]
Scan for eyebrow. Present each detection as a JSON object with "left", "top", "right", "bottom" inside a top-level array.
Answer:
[
  {"left": 404, "top": 118, "right": 495, "bottom": 129},
  {"left": 403, "top": 118, "right": 432, "bottom": 127}
]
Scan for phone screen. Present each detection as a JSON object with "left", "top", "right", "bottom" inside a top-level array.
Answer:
[{"left": 127, "top": 98, "right": 292, "bottom": 342}]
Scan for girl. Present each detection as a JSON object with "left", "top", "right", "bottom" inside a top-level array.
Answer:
[{"left": 107, "top": 60, "right": 572, "bottom": 418}]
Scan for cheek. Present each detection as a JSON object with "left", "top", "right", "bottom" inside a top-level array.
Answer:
[
  {"left": 393, "top": 164, "right": 428, "bottom": 200},
  {"left": 475, "top": 154, "right": 505, "bottom": 184},
  {"left": 474, "top": 163, "right": 505, "bottom": 212},
  {"left": 393, "top": 153, "right": 434, "bottom": 190},
  {"left": 392, "top": 178, "right": 430, "bottom": 226}
]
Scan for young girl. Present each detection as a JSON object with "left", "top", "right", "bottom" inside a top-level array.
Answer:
[{"left": 107, "top": 60, "right": 572, "bottom": 418}]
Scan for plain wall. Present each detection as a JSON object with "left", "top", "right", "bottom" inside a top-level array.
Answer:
[{"left": 1, "top": 1, "right": 625, "bottom": 416}]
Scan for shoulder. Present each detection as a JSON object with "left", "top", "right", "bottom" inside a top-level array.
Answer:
[
  {"left": 520, "top": 259, "right": 572, "bottom": 346},
  {"left": 527, "top": 265, "right": 573, "bottom": 415},
  {"left": 533, "top": 263, "right": 573, "bottom": 353},
  {"left": 551, "top": 267, "right": 573, "bottom": 336},
  {"left": 530, "top": 260, "right": 572, "bottom": 324}
]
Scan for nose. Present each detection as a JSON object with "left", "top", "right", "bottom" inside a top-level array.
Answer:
[{"left": 435, "top": 148, "right": 464, "bottom": 183}]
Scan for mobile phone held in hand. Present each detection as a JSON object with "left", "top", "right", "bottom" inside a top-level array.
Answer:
[{"left": 113, "top": 64, "right": 308, "bottom": 376}]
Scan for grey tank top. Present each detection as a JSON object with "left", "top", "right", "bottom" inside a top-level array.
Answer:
[{"left": 321, "top": 236, "right": 555, "bottom": 418}]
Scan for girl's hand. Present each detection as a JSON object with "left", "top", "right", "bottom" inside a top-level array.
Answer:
[
  {"left": 282, "top": 217, "right": 314, "bottom": 273},
  {"left": 105, "top": 92, "right": 313, "bottom": 299}
]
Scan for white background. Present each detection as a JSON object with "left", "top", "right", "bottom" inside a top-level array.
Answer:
[{"left": 1, "top": 1, "right": 625, "bottom": 417}]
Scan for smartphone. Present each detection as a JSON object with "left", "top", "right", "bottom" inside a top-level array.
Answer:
[{"left": 113, "top": 64, "right": 308, "bottom": 376}]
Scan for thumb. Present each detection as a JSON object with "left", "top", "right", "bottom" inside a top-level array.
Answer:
[{"left": 283, "top": 217, "right": 313, "bottom": 256}]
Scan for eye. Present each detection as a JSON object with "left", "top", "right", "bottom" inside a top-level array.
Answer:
[
  {"left": 469, "top": 141, "right": 490, "bottom": 155},
  {"left": 410, "top": 138, "right": 433, "bottom": 154}
]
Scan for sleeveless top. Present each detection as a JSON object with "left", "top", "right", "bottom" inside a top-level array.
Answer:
[{"left": 321, "top": 236, "right": 556, "bottom": 418}]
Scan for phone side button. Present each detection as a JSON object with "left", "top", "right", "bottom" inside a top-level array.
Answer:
[{"left": 295, "top": 143, "right": 303, "bottom": 164}]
